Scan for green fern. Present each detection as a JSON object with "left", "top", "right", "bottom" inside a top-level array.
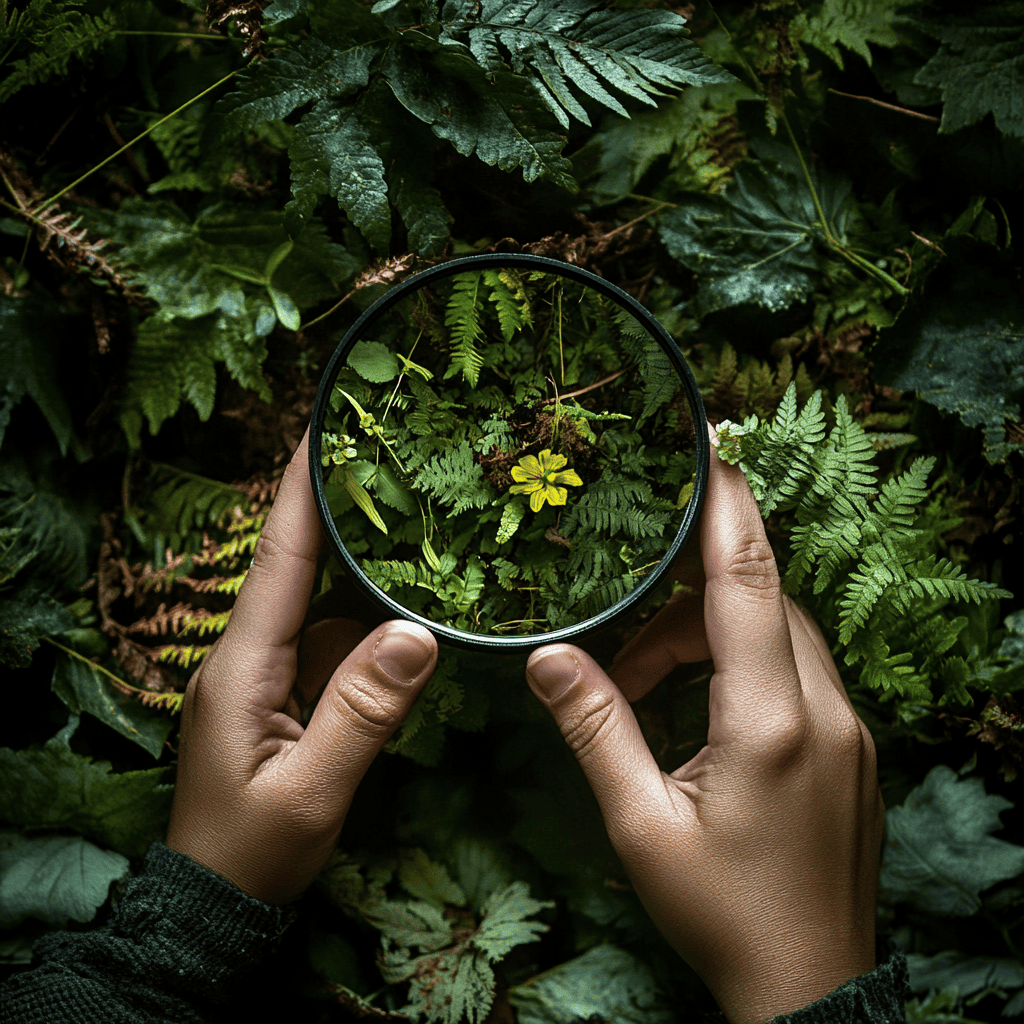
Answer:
[
  {"left": 413, "top": 441, "right": 493, "bottom": 515},
  {"left": 0, "top": 0, "right": 119, "bottom": 105},
  {"left": 444, "top": 272, "right": 486, "bottom": 387},
  {"left": 561, "top": 477, "right": 671, "bottom": 540},
  {"left": 439, "top": 0, "right": 734, "bottom": 129},
  {"left": 484, "top": 268, "right": 530, "bottom": 342},
  {"left": 716, "top": 383, "right": 1014, "bottom": 706}
]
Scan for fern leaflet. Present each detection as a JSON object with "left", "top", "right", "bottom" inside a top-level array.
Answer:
[{"left": 444, "top": 272, "right": 486, "bottom": 387}]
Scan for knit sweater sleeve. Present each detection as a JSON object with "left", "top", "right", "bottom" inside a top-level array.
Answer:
[
  {"left": 762, "top": 938, "right": 910, "bottom": 1024},
  {"left": 0, "top": 842, "right": 297, "bottom": 1024}
]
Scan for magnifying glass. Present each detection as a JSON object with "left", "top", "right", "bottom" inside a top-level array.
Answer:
[{"left": 309, "top": 253, "right": 709, "bottom": 652}]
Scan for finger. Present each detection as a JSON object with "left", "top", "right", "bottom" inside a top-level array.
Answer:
[
  {"left": 526, "top": 644, "right": 670, "bottom": 836},
  {"left": 701, "top": 422, "right": 802, "bottom": 741},
  {"left": 294, "top": 617, "right": 368, "bottom": 719},
  {"left": 786, "top": 599, "right": 853, "bottom": 711},
  {"left": 610, "top": 590, "right": 710, "bottom": 701},
  {"left": 218, "top": 427, "right": 322, "bottom": 706},
  {"left": 289, "top": 621, "right": 437, "bottom": 807}
]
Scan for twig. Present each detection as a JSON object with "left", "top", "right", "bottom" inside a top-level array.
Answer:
[
  {"left": 910, "top": 231, "right": 947, "bottom": 256},
  {"left": 827, "top": 89, "right": 940, "bottom": 123},
  {"left": 542, "top": 370, "right": 626, "bottom": 404}
]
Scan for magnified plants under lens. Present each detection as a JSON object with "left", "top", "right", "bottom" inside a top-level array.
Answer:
[{"left": 319, "top": 267, "right": 697, "bottom": 637}]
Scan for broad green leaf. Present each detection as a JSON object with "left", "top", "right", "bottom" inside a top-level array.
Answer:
[
  {"left": 383, "top": 45, "right": 576, "bottom": 191},
  {"left": 214, "top": 35, "right": 378, "bottom": 130},
  {"left": 391, "top": 165, "right": 454, "bottom": 257},
  {"left": 880, "top": 765, "right": 1024, "bottom": 915},
  {"left": 906, "top": 950, "right": 1024, "bottom": 1002},
  {"left": 508, "top": 943, "right": 675, "bottom": 1024},
  {"left": 913, "top": 5, "right": 1024, "bottom": 138},
  {"left": 288, "top": 99, "right": 391, "bottom": 250},
  {"left": 370, "top": 463, "right": 418, "bottom": 516},
  {"left": 0, "top": 295, "right": 78, "bottom": 458},
  {"left": 263, "top": 239, "right": 294, "bottom": 281},
  {"left": 343, "top": 470, "right": 388, "bottom": 534},
  {"left": 792, "top": 0, "right": 918, "bottom": 69},
  {"left": 348, "top": 340, "right": 400, "bottom": 383},
  {"left": 0, "top": 715, "right": 173, "bottom": 858},
  {"left": 0, "top": 831, "right": 128, "bottom": 928},
  {"left": 51, "top": 651, "right": 174, "bottom": 760},
  {"left": 0, "top": 590, "right": 73, "bottom": 668},
  {"left": 658, "top": 156, "right": 854, "bottom": 315},
  {"left": 872, "top": 241, "right": 1024, "bottom": 464}
]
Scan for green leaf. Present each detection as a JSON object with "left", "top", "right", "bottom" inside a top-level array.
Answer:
[
  {"left": 880, "top": 765, "right": 1024, "bottom": 915},
  {"left": 0, "top": 830, "right": 128, "bottom": 928},
  {"left": 51, "top": 650, "right": 174, "bottom": 760},
  {"left": 263, "top": 239, "right": 294, "bottom": 280},
  {"left": 383, "top": 45, "right": 576, "bottom": 190},
  {"left": 0, "top": 295, "right": 78, "bottom": 458},
  {"left": 343, "top": 469, "right": 389, "bottom": 534},
  {"left": 913, "top": 6, "right": 1024, "bottom": 138},
  {"left": 438, "top": 0, "right": 734, "bottom": 129},
  {"left": 496, "top": 500, "right": 525, "bottom": 543},
  {"left": 792, "top": 0, "right": 918, "bottom": 70},
  {"left": 214, "top": 35, "right": 378, "bottom": 131},
  {"left": 348, "top": 340, "right": 400, "bottom": 383},
  {"left": 508, "top": 943, "right": 675, "bottom": 1024},
  {"left": 658, "top": 156, "right": 854, "bottom": 315},
  {"left": 370, "top": 463, "right": 418, "bottom": 515},
  {"left": 413, "top": 441, "right": 494, "bottom": 515},
  {"left": 0, "top": 590, "right": 73, "bottom": 668},
  {"left": 398, "top": 848, "right": 467, "bottom": 907},
  {"left": 287, "top": 99, "right": 391, "bottom": 250},
  {"left": 473, "top": 881, "right": 552, "bottom": 962},
  {"left": 906, "top": 950, "right": 1024, "bottom": 1002},
  {"left": 873, "top": 241, "right": 1024, "bottom": 465},
  {"left": 0, "top": 715, "right": 173, "bottom": 857},
  {"left": 268, "top": 285, "right": 301, "bottom": 330}
]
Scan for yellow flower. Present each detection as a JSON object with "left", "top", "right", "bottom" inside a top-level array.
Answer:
[{"left": 509, "top": 449, "right": 583, "bottom": 512}]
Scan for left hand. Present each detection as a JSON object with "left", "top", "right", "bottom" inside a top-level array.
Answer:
[{"left": 165, "top": 429, "right": 438, "bottom": 904}]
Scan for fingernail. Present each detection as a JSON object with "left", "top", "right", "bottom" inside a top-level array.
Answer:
[
  {"left": 374, "top": 625, "right": 433, "bottom": 683},
  {"left": 527, "top": 648, "right": 580, "bottom": 702}
]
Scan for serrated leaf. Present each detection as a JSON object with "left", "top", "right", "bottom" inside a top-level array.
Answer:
[
  {"left": 508, "top": 943, "right": 675, "bottom": 1024},
  {"left": 793, "top": 0, "right": 918, "bottom": 70},
  {"left": 873, "top": 240, "right": 1024, "bottom": 465},
  {"left": 474, "top": 881, "right": 552, "bottom": 962},
  {"left": 348, "top": 340, "right": 400, "bottom": 383},
  {"left": 658, "top": 156, "right": 854, "bottom": 315},
  {"left": 0, "top": 590, "right": 73, "bottom": 668},
  {"left": 398, "top": 848, "right": 467, "bottom": 907},
  {"left": 496, "top": 500, "right": 525, "bottom": 543},
  {"left": 0, "top": 831, "right": 128, "bottom": 928},
  {"left": 288, "top": 99, "right": 391, "bottom": 249},
  {"left": 0, "top": 715, "right": 173, "bottom": 857},
  {"left": 880, "top": 765, "right": 1024, "bottom": 915},
  {"left": 913, "top": 8, "right": 1024, "bottom": 138}
]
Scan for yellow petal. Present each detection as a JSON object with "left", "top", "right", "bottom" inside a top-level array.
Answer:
[
  {"left": 516, "top": 454, "right": 542, "bottom": 477},
  {"left": 510, "top": 465, "right": 534, "bottom": 483},
  {"left": 552, "top": 469, "right": 582, "bottom": 487},
  {"left": 545, "top": 484, "right": 568, "bottom": 506},
  {"left": 543, "top": 450, "right": 568, "bottom": 472},
  {"left": 510, "top": 481, "right": 540, "bottom": 496},
  {"left": 529, "top": 488, "right": 546, "bottom": 512}
]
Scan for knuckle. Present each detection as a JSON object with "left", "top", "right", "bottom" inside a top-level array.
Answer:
[
  {"left": 334, "top": 673, "right": 402, "bottom": 733},
  {"left": 563, "top": 692, "right": 618, "bottom": 764},
  {"left": 757, "top": 707, "right": 810, "bottom": 764},
  {"left": 722, "top": 535, "right": 781, "bottom": 597}
]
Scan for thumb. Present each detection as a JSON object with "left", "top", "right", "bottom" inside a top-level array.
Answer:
[
  {"left": 526, "top": 644, "right": 665, "bottom": 836},
  {"left": 291, "top": 621, "right": 437, "bottom": 806}
]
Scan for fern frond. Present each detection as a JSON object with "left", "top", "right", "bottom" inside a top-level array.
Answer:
[
  {"left": 179, "top": 609, "right": 233, "bottom": 638},
  {"left": 444, "top": 272, "right": 486, "bottom": 387},
  {"left": 862, "top": 455, "right": 935, "bottom": 545},
  {"left": 0, "top": 2, "right": 119, "bottom": 105},
  {"left": 440, "top": 0, "right": 733, "bottom": 129},
  {"left": 483, "top": 268, "right": 528, "bottom": 342},
  {"left": 413, "top": 441, "right": 493, "bottom": 515},
  {"left": 156, "top": 643, "right": 213, "bottom": 670},
  {"left": 561, "top": 477, "right": 670, "bottom": 540}
]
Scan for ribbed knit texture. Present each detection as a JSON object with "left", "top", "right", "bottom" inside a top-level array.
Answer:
[
  {"left": 0, "top": 842, "right": 297, "bottom": 1024},
  {"left": 1, "top": 843, "right": 908, "bottom": 1024}
]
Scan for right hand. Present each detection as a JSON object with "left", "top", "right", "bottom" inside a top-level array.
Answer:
[{"left": 524, "top": 423, "right": 885, "bottom": 1023}]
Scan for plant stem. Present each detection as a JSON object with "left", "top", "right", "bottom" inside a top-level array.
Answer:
[
  {"left": 37, "top": 68, "right": 241, "bottom": 211},
  {"left": 115, "top": 30, "right": 233, "bottom": 39}
]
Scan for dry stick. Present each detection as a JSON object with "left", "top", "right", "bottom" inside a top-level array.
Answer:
[
  {"left": 541, "top": 369, "right": 626, "bottom": 404},
  {"left": 827, "top": 89, "right": 940, "bottom": 123},
  {"left": 910, "top": 231, "right": 948, "bottom": 256}
]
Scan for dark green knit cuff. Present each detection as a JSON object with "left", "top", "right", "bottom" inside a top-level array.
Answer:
[
  {"left": 761, "top": 939, "right": 909, "bottom": 1024},
  {"left": 111, "top": 842, "right": 298, "bottom": 999}
]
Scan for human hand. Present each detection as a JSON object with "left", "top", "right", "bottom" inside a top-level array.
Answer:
[
  {"left": 165, "top": 429, "right": 438, "bottom": 905},
  {"left": 524, "top": 422, "right": 884, "bottom": 1023}
]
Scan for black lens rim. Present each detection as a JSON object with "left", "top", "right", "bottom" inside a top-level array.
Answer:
[{"left": 309, "top": 252, "right": 709, "bottom": 652}]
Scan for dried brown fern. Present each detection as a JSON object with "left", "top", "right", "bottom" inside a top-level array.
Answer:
[{"left": 0, "top": 147, "right": 138, "bottom": 299}]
